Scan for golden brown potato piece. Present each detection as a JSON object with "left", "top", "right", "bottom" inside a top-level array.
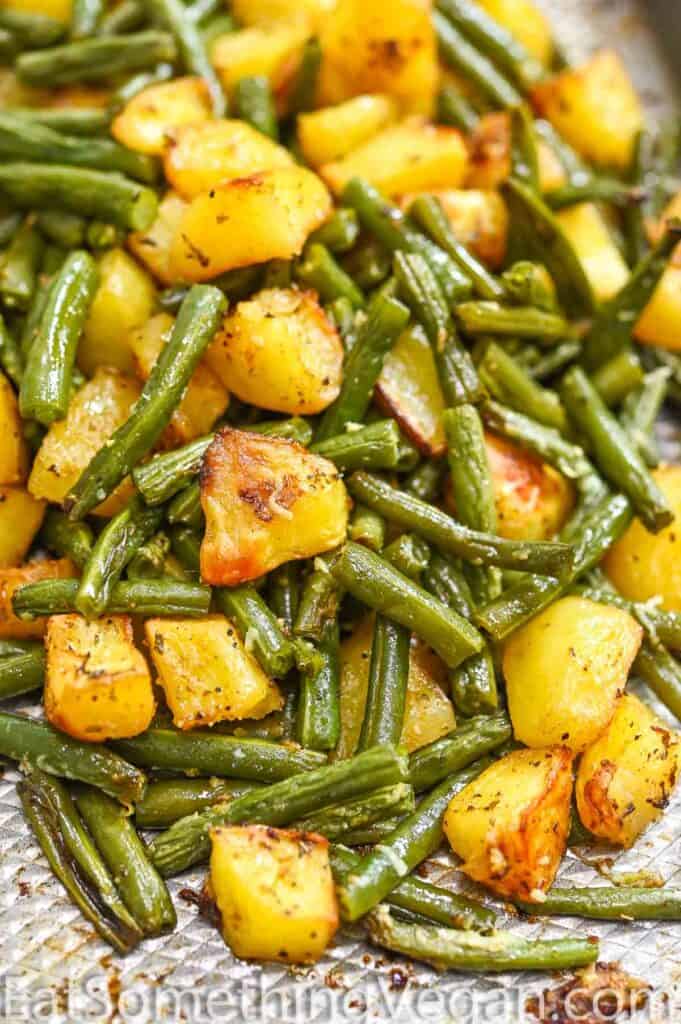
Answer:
[
  {"left": 634, "top": 236, "right": 681, "bottom": 351},
  {"left": 210, "top": 825, "right": 339, "bottom": 964},
  {"left": 45, "top": 614, "right": 154, "bottom": 742},
  {"left": 298, "top": 94, "right": 397, "bottom": 167},
  {"left": 465, "top": 111, "right": 566, "bottom": 192},
  {"left": 168, "top": 167, "right": 331, "bottom": 282},
  {"left": 444, "top": 746, "right": 573, "bottom": 902},
  {"left": 231, "top": 0, "right": 334, "bottom": 29},
  {"left": 400, "top": 189, "right": 508, "bottom": 270},
  {"left": 375, "top": 325, "right": 446, "bottom": 457},
  {"left": 163, "top": 119, "right": 293, "bottom": 199},
  {"left": 0, "top": 559, "right": 74, "bottom": 639},
  {"left": 210, "top": 23, "right": 309, "bottom": 98},
  {"left": 531, "top": 50, "right": 643, "bottom": 170},
  {"left": 145, "top": 615, "right": 282, "bottom": 730},
  {"left": 29, "top": 368, "right": 141, "bottom": 517},
  {"left": 503, "top": 596, "right": 643, "bottom": 752},
  {"left": 604, "top": 465, "right": 681, "bottom": 610},
  {"left": 128, "top": 191, "right": 189, "bottom": 287},
  {"left": 206, "top": 288, "right": 342, "bottom": 416},
  {"left": 318, "top": 0, "right": 437, "bottom": 116},
  {"left": 200, "top": 427, "right": 348, "bottom": 586},
  {"left": 475, "top": 0, "right": 552, "bottom": 65},
  {"left": 555, "top": 203, "right": 629, "bottom": 303},
  {"left": 0, "top": 487, "right": 45, "bottom": 569},
  {"left": 321, "top": 118, "right": 468, "bottom": 197},
  {"left": 0, "top": 371, "right": 27, "bottom": 485},
  {"left": 576, "top": 693, "right": 680, "bottom": 848},
  {"left": 111, "top": 76, "right": 212, "bottom": 156}
]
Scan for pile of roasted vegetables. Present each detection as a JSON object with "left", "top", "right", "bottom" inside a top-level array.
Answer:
[{"left": 1, "top": 0, "right": 681, "bottom": 977}]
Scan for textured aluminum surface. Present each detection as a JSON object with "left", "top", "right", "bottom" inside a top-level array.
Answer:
[{"left": 2, "top": 4, "right": 681, "bottom": 1021}]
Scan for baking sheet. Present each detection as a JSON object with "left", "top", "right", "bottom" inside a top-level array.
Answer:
[{"left": 1, "top": 3, "right": 681, "bottom": 1021}]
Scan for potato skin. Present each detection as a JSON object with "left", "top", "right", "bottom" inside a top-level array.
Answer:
[
  {"left": 45, "top": 614, "right": 155, "bottom": 742},
  {"left": 576, "top": 693, "right": 680, "bottom": 847},
  {"left": 200, "top": 427, "right": 348, "bottom": 586},
  {"left": 444, "top": 746, "right": 573, "bottom": 902},
  {"left": 0, "top": 559, "right": 74, "bottom": 639},
  {"left": 503, "top": 596, "right": 643, "bottom": 752},
  {"left": 210, "top": 824, "right": 339, "bottom": 964},
  {"left": 206, "top": 288, "right": 342, "bottom": 416},
  {"left": 111, "top": 76, "right": 212, "bottom": 157},
  {"left": 603, "top": 465, "right": 681, "bottom": 610}
]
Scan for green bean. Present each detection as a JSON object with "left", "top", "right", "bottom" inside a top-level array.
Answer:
[
  {"left": 621, "top": 366, "right": 670, "bottom": 467},
  {"left": 135, "top": 778, "right": 258, "bottom": 828},
  {"left": 561, "top": 366, "right": 672, "bottom": 533},
  {"left": 478, "top": 341, "right": 567, "bottom": 431},
  {"left": 0, "top": 163, "right": 158, "bottom": 231},
  {"left": 107, "top": 62, "right": 174, "bottom": 112},
  {"left": 0, "top": 220, "right": 44, "bottom": 312},
  {"left": 516, "top": 886, "right": 681, "bottom": 921},
  {"left": 0, "top": 112, "right": 157, "bottom": 184},
  {"left": 437, "top": 0, "right": 542, "bottom": 92},
  {"left": 166, "top": 479, "right": 203, "bottom": 528},
  {"left": 13, "top": 577, "right": 211, "bottom": 620},
  {"left": 4, "top": 107, "right": 109, "bottom": 135},
  {"left": 336, "top": 758, "right": 491, "bottom": 921},
  {"left": 330, "top": 542, "right": 482, "bottom": 670},
  {"left": 623, "top": 129, "right": 649, "bottom": 267},
  {"left": 342, "top": 236, "right": 391, "bottom": 291},
  {"left": 287, "top": 35, "right": 321, "bottom": 114},
  {"left": 133, "top": 434, "right": 211, "bottom": 505},
  {"left": 149, "top": 744, "right": 407, "bottom": 876},
  {"left": 310, "top": 208, "right": 360, "bottom": 254},
  {"left": 19, "top": 250, "right": 97, "bottom": 425},
  {"left": 126, "top": 531, "right": 171, "bottom": 580},
  {"left": 18, "top": 772, "right": 142, "bottom": 953},
  {"left": 247, "top": 416, "right": 313, "bottom": 445},
  {"left": 69, "top": 0, "right": 103, "bottom": 36},
  {"left": 408, "top": 712, "right": 511, "bottom": 792},
  {"left": 0, "top": 711, "right": 145, "bottom": 804},
  {"left": 347, "top": 472, "right": 574, "bottom": 576},
  {"left": 581, "top": 221, "right": 681, "bottom": 369},
  {"left": 296, "top": 618, "right": 340, "bottom": 751},
  {"left": 382, "top": 534, "right": 431, "bottom": 580},
  {"left": 0, "top": 312, "right": 23, "bottom": 387},
  {"left": 35, "top": 210, "right": 86, "bottom": 249},
  {"left": 296, "top": 783, "right": 414, "bottom": 841},
  {"left": 315, "top": 290, "right": 409, "bottom": 441},
  {"left": 457, "top": 300, "right": 568, "bottom": 343},
  {"left": 310, "top": 420, "right": 401, "bottom": 471},
  {"left": 435, "top": 10, "right": 520, "bottom": 109},
  {"left": 0, "top": 645, "right": 45, "bottom": 700},
  {"left": 591, "top": 349, "right": 645, "bottom": 407},
  {"left": 84, "top": 220, "right": 122, "bottom": 250},
  {"left": 146, "top": 0, "right": 225, "bottom": 115},
  {"left": 294, "top": 562, "right": 340, "bottom": 640},
  {"left": 545, "top": 178, "right": 645, "bottom": 211},
  {"left": 0, "top": 8, "right": 64, "bottom": 46},
  {"left": 633, "top": 643, "right": 681, "bottom": 723},
  {"left": 16, "top": 30, "right": 175, "bottom": 85},
  {"left": 214, "top": 585, "right": 297, "bottom": 678},
  {"left": 98, "top": 0, "right": 146, "bottom": 34},
  {"left": 76, "top": 496, "right": 162, "bottom": 617},
  {"left": 40, "top": 507, "right": 94, "bottom": 567},
  {"left": 66, "top": 285, "right": 225, "bottom": 519},
  {"left": 0, "top": 211, "right": 22, "bottom": 249},
  {"left": 436, "top": 84, "right": 478, "bottom": 133},
  {"left": 267, "top": 563, "right": 299, "bottom": 635},
  {"left": 357, "top": 613, "right": 410, "bottom": 752},
  {"left": 528, "top": 340, "right": 581, "bottom": 381},
  {"left": 348, "top": 503, "right": 386, "bottom": 552},
  {"left": 199, "top": 12, "right": 234, "bottom": 47},
  {"left": 509, "top": 103, "right": 540, "bottom": 191},
  {"left": 296, "top": 242, "right": 365, "bottom": 308},
  {"left": 501, "top": 260, "right": 558, "bottom": 311},
  {"left": 233, "top": 74, "right": 277, "bottom": 139},
  {"left": 367, "top": 907, "right": 598, "bottom": 972},
  {"left": 167, "top": 524, "right": 199, "bottom": 574},
  {"left": 405, "top": 459, "right": 446, "bottom": 503}
]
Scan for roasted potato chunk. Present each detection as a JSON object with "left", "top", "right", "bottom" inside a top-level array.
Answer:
[
  {"left": 129, "top": 313, "right": 229, "bottom": 445},
  {"left": 210, "top": 825, "right": 339, "bottom": 964},
  {"left": 576, "top": 693, "right": 680, "bottom": 847},
  {"left": 0, "top": 487, "right": 45, "bottom": 569},
  {"left": 318, "top": 0, "right": 437, "bottom": 116},
  {"left": 0, "top": 559, "right": 74, "bottom": 639},
  {"left": 206, "top": 288, "right": 342, "bottom": 416},
  {"left": 231, "top": 0, "right": 334, "bottom": 29},
  {"left": 443, "top": 746, "right": 573, "bottom": 902},
  {"left": 298, "top": 94, "right": 397, "bottom": 167},
  {"left": 0, "top": 371, "right": 27, "bottom": 485},
  {"left": 335, "top": 614, "right": 455, "bottom": 759},
  {"left": 555, "top": 203, "right": 629, "bottom": 303},
  {"left": 145, "top": 615, "right": 283, "bottom": 730},
  {"left": 465, "top": 112, "right": 566, "bottom": 192},
  {"left": 111, "top": 76, "right": 212, "bottom": 156},
  {"left": 375, "top": 325, "right": 446, "bottom": 456},
  {"left": 531, "top": 50, "right": 643, "bottom": 170},
  {"left": 484, "top": 432, "right": 575, "bottom": 541},
  {"left": 503, "top": 596, "right": 643, "bottom": 752},
  {"left": 200, "top": 428, "right": 348, "bottom": 586},
  {"left": 211, "top": 23, "right": 309, "bottom": 97},
  {"left": 604, "top": 465, "right": 681, "bottom": 610},
  {"left": 163, "top": 119, "right": 293, "bottom": 200},
  {"left": 634, "top": 241, "right": 681, "bottom": 351},
  {"left": 29, "top": 368, "right": 141, "bottom": 517},
  {"left": 168, "top": 167, "right": 331, "bottom": 282},
  {"left": 476, "top": 0, "right": 552, "bottom": 65},
  {"left": 45, "top": 614, "right": 154, "bottom": 742},
  {"left": 400, "top": 189, "right": 508, "bottom": 269},
  {"left": 321, "top": 119, "right": 468, "bottom": 197},
  {"left": 78, "top": 248, "right": 156, "bottom": 376},
  {"left": 128, "top": 191, "right": 188, "bottom": 287}
]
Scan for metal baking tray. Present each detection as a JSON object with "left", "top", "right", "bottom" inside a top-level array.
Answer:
[{"left": 1, "top": 3, "right": 680, "bottom": 1021}]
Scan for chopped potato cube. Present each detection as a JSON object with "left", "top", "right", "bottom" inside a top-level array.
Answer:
[
  {"left": 200, "top": 427, "right": 348, "bottom": 586},
  {"left": 634, "top": 250, "right": 681, "bottom": 352},
  {"left": 164, "top": 119, "right": 293, "bottom": 200},
  {"left": 503, "top": 596, "right": 643, "bottom": 752},
  {"left": 465, "top": 111, "right": 566, "bottom": 191},
  {"left": 400, "top": 189, "right": 508, "bottom": 270},
  {"left": 129, "top": 312, "right": 229, "bottom": 445},
  {"left": 555, "top": 203, "right": 629, "bottom": 302},
  {"left": 206, "top": 288, "right": 342, "bottom": 416},
  {"left": 0, "top": 371, "right": 27, "bottom": 485},
  {"left": 145, "top": 615, "right": 283, "bottom": 730},
  {"left": 211, "top": 23, "right": 309, "bottom": 97},
  {"left": 604, "top": 465, "right": 681, "bottom": 610},
  {"left": 111, "top": 76, "right": 212, "bottom": 156},
  {"left": 168, "top": 167, "right": 331, "bottom": 282},
  {"left": 0, "top": 487, "right": 45, "bottom": 569},
  {"left": 45, "top": 614, "right": 154, "bottom": 742},
  {"left": 444, "top": 746, "right": 573, "bottom": 901},
  {"left": 128, "top": 191, "right": 189, "bottom": 287},
  {"left": 210, "top": 825, "right": 339, "bottom": 963},
  {"left": 531, "top": 50, "right": 643, "bottom": 170},
  {"left": 375, "top": 325, "right": 446, "bottom": 457},
  {"left": 29, "top": 368, "right": 141, "bottom": 517},
  {"left": 0, "top": 559, "right": 74, "bottom": 639},
  {"left": 321, "top": 118, "right": 468, "bottom": 197},
  {"left": 79, "top": 248, "right": 156, "bottom": 376},
  {"left": 298, "top": 94, "right": 397, "bottom": 167},
  {"left": 476, "top": 0, "right": 553, "bottom": 65},
  {"left": 318, "top": 0, "right": 437, "bottom": 116},
  {"left": 576, "top": 693, "right": 680, "bottom": 848}
]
